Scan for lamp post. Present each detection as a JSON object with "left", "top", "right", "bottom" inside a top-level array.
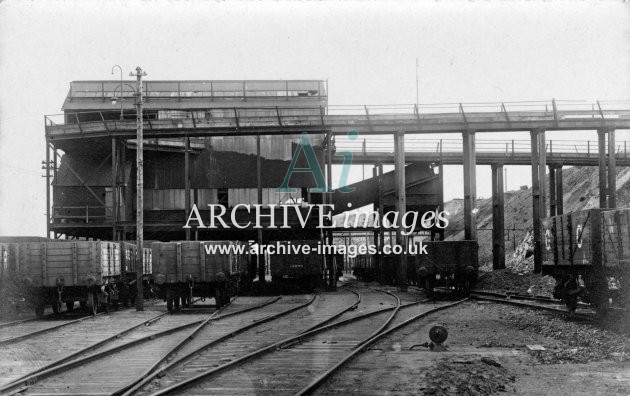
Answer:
[
  {"left": 131, "top": 66, "right": 147, "bottom": 311},
  {"left": 111, "top": 65, "right": 124, "bottom": 120}
]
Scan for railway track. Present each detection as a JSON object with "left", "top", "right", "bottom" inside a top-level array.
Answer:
[
  {"left": 0, "top": 309, "right": 168, "bottom": 387},
  {"left": 1, "top": 296, "right": 285, "bottom": 395},
  {"left": 471, "top": 289, "right": 573, "bottom": 305},
  {"left": 144, "top": 288, "right": 447, "bottom": 395},
  {"left": 0, "top": 311, "right": 108, "bottom": 346},
  {"left": 470, "top": 292, "right": 594, "bottom": 319},
  {"left": 3, "top": 294, "right": 338, "bottom": 395},
  {"left": 120, "top": 289, "right": 361, "bottom": 396},
  {"left": 0, "top": 316, "right": 43, "bottom": 329},
  {"left": 0, "top": 299, "right": 165, "bottom": 346}
]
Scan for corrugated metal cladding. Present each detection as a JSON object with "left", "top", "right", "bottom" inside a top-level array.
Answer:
[
  {"left": 209, "top": 134, "right": 324, "bottom": 161},
  {"left": 55, "top": 154, "right": 131, "bottom": 187},
  {"left": 141, "top": 135, "right": 324, "bottom": 189},
  {"left": 53, "top": 136, "right": 323, "bottom": 213},
  {"left": 143, "top": 188, "right": 302, "bottom": 210}
]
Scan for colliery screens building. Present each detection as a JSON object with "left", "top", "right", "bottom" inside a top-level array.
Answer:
[{"left": 45, "top": 79, "right": 445, "bottom": 242}]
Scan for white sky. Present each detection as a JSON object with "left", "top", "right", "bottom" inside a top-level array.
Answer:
[{"left": 1, "top": 0, "right": 629, "bottom": 236}]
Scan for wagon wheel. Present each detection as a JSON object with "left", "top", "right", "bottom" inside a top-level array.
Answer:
[
  {"left": 52, "top": 301, "right": 61, "bottom": 314},
  {"left": 215, "top": 288, "right": 223, "bottom": 309},
  {"left": 462, "top": 279, "right": 471, "bottom": 296},
  {"left": 594, "top": 300, "right": 609, "bottom": 318},
  {"left": 88, "top": 292, "right": 98, "bottom": 316},
  {"left": 425, "top": 278, "right": 435, "bottom": 298},
  {"left": 65, "top": 301, "right": 74, "bottom": 311},
  {"left": 35, "top": 304, "right": 45, "bottom": 318},
  {"left": 565, "top": 295, "right": 578, "bottom": 313}
]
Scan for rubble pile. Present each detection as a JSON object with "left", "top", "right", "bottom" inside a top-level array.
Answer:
[
  {"left": 507, "top": 311, "right": 630, "bottom": 364},
  {"left": 505, "top": 229, "right": 534, "bottom": 274},
  {"left": 446, "top": 166, "right": 630, "bottom": 272},
  {"left": 475, "top": 269, "right": 556, "bottom": 297},
  {"left": 0, "top": 277, "right": 29, "bottom": 317},
  {"left": 419, "top": 359, "right": 516, "bottom": 395}
]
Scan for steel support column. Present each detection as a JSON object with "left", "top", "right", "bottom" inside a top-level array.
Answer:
[
  {"left": 598, "top": 128, "right": 608, "bottom": 208},
  {"left": 112, "top": 137, "right": 117, "bottom": 240},
  {"left": 538, "top": 130, "right": 547, "bottom": 218},
  {"left": 256, "top": 133, "right": 265, "bottom": 284},
  {"left": 377, "top": 162, "right": 385, "bottom": 261},
  {"left": 530, "top": 129, "right": 543, "bottom": 273},
  {"left": 394, "top": 131, "right": 407, "bottom": 291},
  {"left": 462, "top": 130, "right": 477, "bottom": 241},
  {"left": 46, "top": 138, "right": 51, "bottom": 239},
  {"left": 548, "top": 165, "right": 556, "bottom": 217},
  {"left": 372, "top": 166, "right": 380, "bottom": 269},
  {"left": 437, "top": 160, "right": 445, "bottom": 241},
  {"left": 608, "top": 129, "right": 617, "bottom": 208},
  {"left": 121, "top": 142, "right": 129, "bottom": 240},
  {"left": 556, "top": 165, "right": 564, "bottom": 215},
  {"left": 185, "top": 136, "right": 191, "bottom": 241},
  {"left": 326, "top": 130, "right": 335, "bottom": 290},
  {"left": 491, "top": 163, "right": 505, "bottom": 270}
]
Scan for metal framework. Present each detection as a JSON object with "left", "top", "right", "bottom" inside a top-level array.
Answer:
[{"left": 45, "top": 97, "right": 630, "bottom": 282}]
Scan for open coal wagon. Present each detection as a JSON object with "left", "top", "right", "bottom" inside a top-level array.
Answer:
[
  {"left": 151, "top": 241, "right": 248, "bottom": 312},
  {"left": 542, "top": 208, "right": 629, "bottom": 313},
  {"left": 413, "top": 240, "right": 479, "bottom": 296},
  {"left": 1, "top": 241, "right": 123, "bottom": 316},
  {"left": 269, "top": 240, "right": 323, "bottom": 290},
  {"left": 119, "top": 242, "right": 153, "bottom": 307}
]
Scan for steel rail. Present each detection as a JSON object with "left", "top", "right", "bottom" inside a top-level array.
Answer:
[
  {"left": 0, "top": 297, "right": 247, "bottom": 393},
  {"left": 148, "top": 290, "right": 404, "bottom": 396},
  {"left": 471, "top": 294, "right": 592, "bottom": 319},
  {"left": 1, "top": 296, "right": 273, "bottom": 395},
  {"left": 1, "top": 316, "right": 208, "bottom": 395},
  {"left": 119, "top": 294, "right": 319, "bottom": 396},
  {"left": 470, "top": 289, "right": 587, "bottom": 306},
  {"left": 0, "top": 311, "right": 107, "bottom": 346},
  {"left": 299, "top": 287, "right": 361, "bottom": 334},
  {"left": 0, "top": 298, "right": 164, "bottom": 345},
  {"left": 1, "top": 297, "right": 208, "bottom": 394},
  {"left": 111, "top": 296, "right": 281, "bottom": 395},
  {"left": 296, "top": 297, "right": 469, "bottom": 395},
  {"left": 0, "top": 310, "right": 169, "bottom": 391},
  {"left": 0, "top": 316, "right": 42, "bottom": 329}
]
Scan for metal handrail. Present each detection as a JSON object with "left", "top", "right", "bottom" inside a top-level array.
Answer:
[
  {"left": 45, "top": 100, "right": 630, "bottom": 126},
  {"left": 335, "top": 138, "right": 629, "bottom": 157}
]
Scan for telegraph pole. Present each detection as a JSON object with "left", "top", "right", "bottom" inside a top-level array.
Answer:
[{"left": 133, "top": 66, "right": 147, "bottom": 311}]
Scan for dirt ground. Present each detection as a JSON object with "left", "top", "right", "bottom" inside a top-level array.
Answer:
[{"left": 316, "top": 300, "right": 630, "bottom": 395}]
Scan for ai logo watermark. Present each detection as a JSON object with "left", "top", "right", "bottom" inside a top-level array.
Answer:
[{"left": 275, "top": 130, "right": 359, "bottom": 193}]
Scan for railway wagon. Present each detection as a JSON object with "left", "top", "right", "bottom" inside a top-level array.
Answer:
[
  {"left": 413, "top": 240, "right": 479, "bottom": 296},
  {"left": 352, "top": 254, "right": 375, "bottom": 281},
  {"left": 601, "top": 208, "right": 630, "bottom": 306},
  {"left": 119, "top": 242, "right": 154, "bottom": 305},
  {"left": 542, "top": 208, "right": 629, "bottom": 313},
  {"left": 2, "top": 241, "right": 122, "bottom": 316},
  {"left": 269, "top": 240, "right": 322, "bottom": 289},
  {"left": 333, "top": 253, "right": 344, "bottom": 279},
  {"left": 378, "top": 254, "right": 420, "bottom": 286},
  {"left": 0, "top": 243, "right": 19, "bottom": 278},
  {"left": 151, "top": 241, "right": 248, "bottom": 311}
]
